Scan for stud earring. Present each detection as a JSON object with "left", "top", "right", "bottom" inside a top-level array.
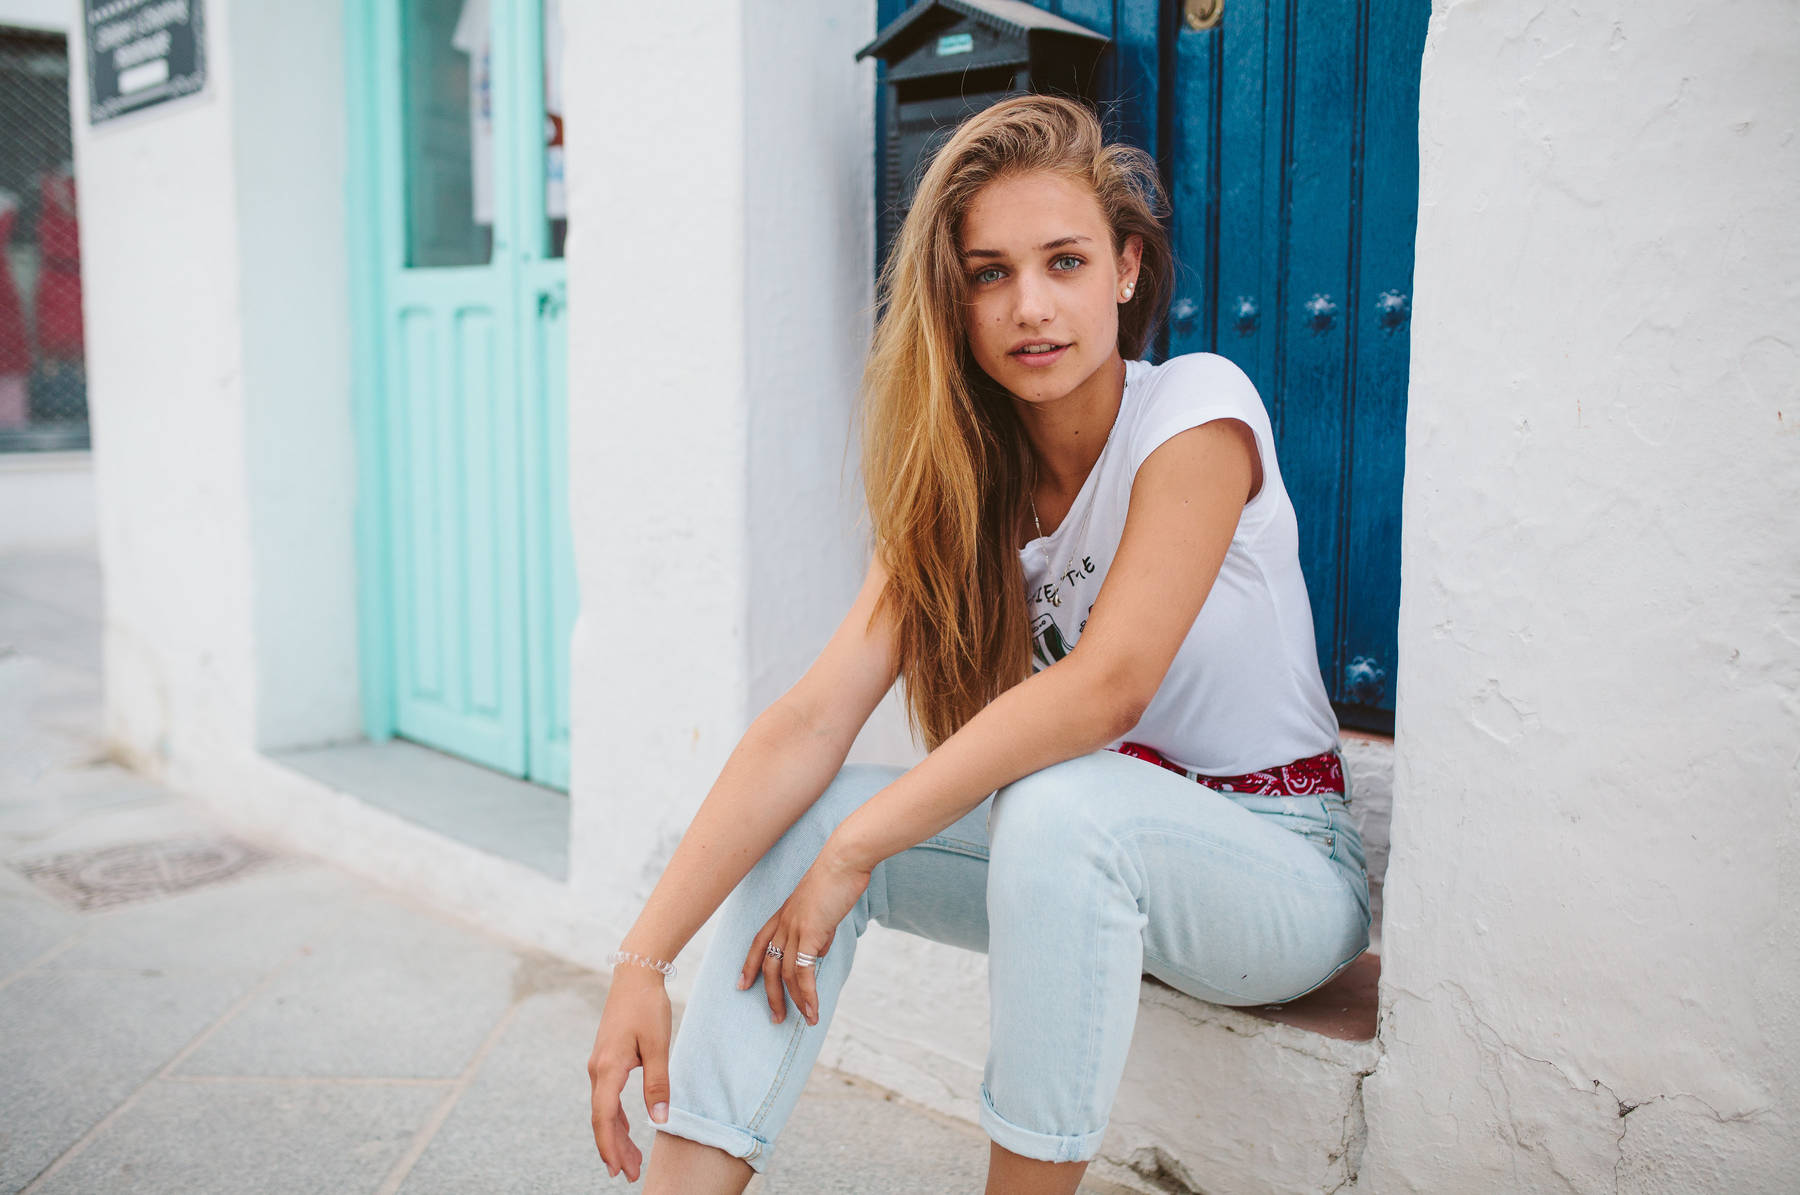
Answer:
[{"left": 1121, "top": 283, "right": 1135, "bottom": 301}]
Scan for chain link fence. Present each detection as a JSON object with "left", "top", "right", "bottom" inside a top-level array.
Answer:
[{"left": 0, "top": 25, "right": 87, "bottom": 453}]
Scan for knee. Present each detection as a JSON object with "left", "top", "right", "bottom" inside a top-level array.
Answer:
[
  {"left": 986, "top": 753, "right": 1122, "bottom": 887},
  {"left": 765, "top": 763, "right": 897, "bottom": 862},
  {"left": 810, "top": 763, "right": 896, "bottom": 827}
]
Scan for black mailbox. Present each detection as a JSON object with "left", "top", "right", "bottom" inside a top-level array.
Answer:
[{"left": 856, "top": 0, "right": 1110, "bottom": 265}]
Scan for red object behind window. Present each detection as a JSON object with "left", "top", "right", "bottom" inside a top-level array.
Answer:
[{"left": 34, "top": 170, "right": 83, "bottom": 361}]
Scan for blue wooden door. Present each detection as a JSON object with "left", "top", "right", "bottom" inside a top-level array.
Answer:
[
  {"left": 1164, "top": 0, "right": 1428, "bottom": 731},
  {"left": 873, "top": 0, "right": 1427, "bottom": 730},
  {"left": 353, "top": 0, "right": 574, "bottom": 785}
]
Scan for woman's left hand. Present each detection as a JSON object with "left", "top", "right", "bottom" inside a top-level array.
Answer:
[{"left": 737, "top": 841, "right": 872, "bottom": 1027}]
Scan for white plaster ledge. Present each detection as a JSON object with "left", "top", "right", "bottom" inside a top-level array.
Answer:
[
  {"left": 821, "top": 925, "right": 1383, "bottom": 1195},
  {"left": 269, "top": 737, "right": 570, "bottom": 881},
  {"left": 159, "top": 740, "right": 616, "bottom": 975}
]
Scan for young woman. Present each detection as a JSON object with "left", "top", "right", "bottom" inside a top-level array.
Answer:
[{"left": 586, "top": 94, "right": 1372, "bottom": 1194}]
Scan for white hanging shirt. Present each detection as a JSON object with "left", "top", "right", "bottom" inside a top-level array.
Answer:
[
  {"left": 452, "top": 0, "right": 566, "bottom": 226},
  {"left": 1019, "top": 353, "right": 1340, "bottom": 776}
]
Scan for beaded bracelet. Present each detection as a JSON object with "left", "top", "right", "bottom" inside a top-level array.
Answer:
[{"left": 607, "top": 949, "right": 677, "bottom": 979}]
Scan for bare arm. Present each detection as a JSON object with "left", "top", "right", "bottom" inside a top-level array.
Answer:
[
  {"left": 828, "top": 418, "right": 1257, "bottom": 873},
  {"left": 588, "top": 565, "right": 898, "bottom": 1181},
  {"left": 614, "top": 554, "right": 901, "bottom": 964}
]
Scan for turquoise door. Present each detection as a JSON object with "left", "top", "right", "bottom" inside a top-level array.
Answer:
[{"left": 349, "top": 0, "right": 575, "bottom": 788}]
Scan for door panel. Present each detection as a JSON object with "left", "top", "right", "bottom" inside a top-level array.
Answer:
[
  {"left": 522, "top": 275, "right": 573, "bottom": 788},
  {"left": 1148, "top": 0, "right": 1425, "bottom": 727},
  {"left": 1340, "top": 0, "right": 1428, "bottom": 717},
  {"left": 381, "top": 285, "right": 527, "bottom": 774},
  {"left": 362, "top": 0, "right": 544, "bottom": 777},
  {"left": 1280, "top": 0, "right": 1358, "bottom": 696},
  {"left": 511, "top": 0, "right": 573, "bottom": 788}
]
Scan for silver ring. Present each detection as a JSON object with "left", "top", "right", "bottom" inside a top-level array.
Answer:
[
  {"left": 764, "top": 944, "right": 783, "bottom": 960},
  {"left": 794, "top": 951, "right": 819, "bottom": 968}
]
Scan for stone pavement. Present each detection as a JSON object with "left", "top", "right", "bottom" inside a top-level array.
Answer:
[{"left": 0, "top": 545, "right": 1139, "bottom": 1195}]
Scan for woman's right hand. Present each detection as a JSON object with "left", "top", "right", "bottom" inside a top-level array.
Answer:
[{"left": 587, "top": 965, "right": 674, "bottom": 1183}]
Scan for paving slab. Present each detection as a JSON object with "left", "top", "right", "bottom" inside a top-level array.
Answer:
[
  {"left": 0, "top": 600, "right": 100, "bottom": 679},
  {"left": 0, "top": 763, "right": 179, "bottom": 851},
  {"left": 176, "top": 892, "right": 522, "bottom": 1080},
  {"left": 0, "top": 881, "right": 81, "bottom": 976},
  {"left": 0, "top": 549, "right": 102, "bottom": 627},
  {"left": 0, "top": 776, "right": 208, "bottom": 864},
  {"left": 395, "top": 964, "right": 1135, "bottom": 1194},
  {"left": 37, "top": 860, "right": 367, "bottom": 978},
  {"left": 0, "top": 654, "right": 103, "bottom": 792},
  {"left": 0, "top": 550, "right": 102, "bottom": 680},
  {"left": 0, "top": 971, "right": 252, "bottom": 1192},
  {"left": 27, "top": 1077, "right": 444, "bottom": 1195},
  {"left": 397, "top": 980, "right": 623, "bottom": 1194},
  {"left": 742, "top": 1067, "right": 994, "bottom": 1194}
]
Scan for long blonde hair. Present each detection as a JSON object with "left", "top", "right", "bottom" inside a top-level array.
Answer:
[{"left": 860, "top": 94, "right": 1173, "bottom": 751}]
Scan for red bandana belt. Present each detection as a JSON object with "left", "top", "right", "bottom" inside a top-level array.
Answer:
[{"left": 1111, "top": 741, "right": 1344, "bottom": 797}]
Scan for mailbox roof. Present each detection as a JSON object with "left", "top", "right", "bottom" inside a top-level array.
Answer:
[{"left": 855, "top": 0, "right": 1106, "bottom": 62}]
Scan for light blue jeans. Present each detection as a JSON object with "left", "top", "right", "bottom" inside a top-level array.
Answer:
[{"left": 654, "top": 748, "right": 1371, "bottom": 1173}]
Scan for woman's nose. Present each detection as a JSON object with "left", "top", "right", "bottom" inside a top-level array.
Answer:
[{"left": 1012, "top": 271, "right": 1055, "bottom": 325}]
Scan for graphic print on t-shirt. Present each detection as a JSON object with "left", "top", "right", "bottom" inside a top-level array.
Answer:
[
  {"left": 1029, "top": 612, "right": 1072, "bottom": 670},
  {"left": 1030, "top": 602, "right": 1100, "bottom": 671},
  {"left": 1028, "top": 548, "right": 1103, "bottom": 670},
  {"left": 1028, "top": 550, "right": 1101, "bottom": 672}
]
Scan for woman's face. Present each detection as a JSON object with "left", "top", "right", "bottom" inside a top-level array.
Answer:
[{"left": 957, "top": 170, "right": 1142, "bottom": 408}]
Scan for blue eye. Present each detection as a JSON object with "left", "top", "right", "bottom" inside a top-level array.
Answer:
[
  {"left": 973, "top": 266, "right": 1005, "bottom": 284},
  {"left": 1052, "top": 254, "right": 1083, "bottom": 271}
]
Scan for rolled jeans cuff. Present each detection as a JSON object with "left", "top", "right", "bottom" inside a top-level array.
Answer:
[
  {"left": 652, "top": 1104, "right": 772, "bottom": 1174},
  {"left": 978, "top": 1082, "right": 1107, "bottom": 1164}
]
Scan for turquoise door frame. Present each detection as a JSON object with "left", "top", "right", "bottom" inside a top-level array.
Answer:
[{"left": 346, "top": 0, "right": 574, "bottom": 788}]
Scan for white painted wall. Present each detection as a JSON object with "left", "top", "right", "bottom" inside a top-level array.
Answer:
[
  {"left": 70, "top": 2, "right": 258, "bottom": 773},
  {"left": 0, "top": 0, "right": 70, "bottom": 33},
  {"left": 561, "top": 1, "right": 915, "bottom": 936},
  {"left": 1363, "top": 1, "right": 1800, "bottom": 1189},
  {"left": 743, "top": 2, "right": 914, "bottom": 770},
  {"left": 0, "top": 452, "right": 94, "bottom": 551},
  {"left": 560, "top": 1, "right": 754, "bottom": 930},
  {"left": 1341, "top": 730, "right": 1392, "bottom": 951},
  {"left": 229, "top": 3, "right": 360, "bottom": 751},
  {"left": 73, "top": 0, "right": 359, "bottom": 774}
]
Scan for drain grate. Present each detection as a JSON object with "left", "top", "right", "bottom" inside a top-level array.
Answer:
[{"left": 13, "top": 836, "right": 279, "bottom": 910}]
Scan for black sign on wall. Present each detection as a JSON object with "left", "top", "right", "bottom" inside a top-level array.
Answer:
[{"left": 84, "top": 0, "right": 206, "bottom": 125}]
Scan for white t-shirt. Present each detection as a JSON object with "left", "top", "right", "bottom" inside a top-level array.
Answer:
[
  {"left": 1019, "top": 352, "right": 1340, "bottom": 776},
  {"left": 452, "top": 0, "right": 566, "bottom": 226}
]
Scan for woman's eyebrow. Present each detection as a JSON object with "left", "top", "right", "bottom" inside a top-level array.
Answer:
[{"left": 962, "top": 235, "right": 1093, "bottom": 260}]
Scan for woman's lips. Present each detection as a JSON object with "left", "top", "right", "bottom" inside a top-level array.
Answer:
[{"left": 1010, "top": 343, "right": 1069, "bottom": 367}]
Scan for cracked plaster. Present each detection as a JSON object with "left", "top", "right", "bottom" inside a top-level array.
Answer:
[{"left": 1360, "top": 0, "right": 1800, "bottom": 1190}]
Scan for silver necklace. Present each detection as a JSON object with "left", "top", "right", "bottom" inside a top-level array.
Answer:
[
  {"left": 1028, "top": 458, "right": 1100, "bottom": 608},
  {"left": 1025, "top": 390, "right": 1123, "bottom": 608}
]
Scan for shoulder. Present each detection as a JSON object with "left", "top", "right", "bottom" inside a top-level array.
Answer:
[
  {"left": 1132, "top": 352, "right": 1261, "bottom": 409},
  {"left": 1123, "top": 353, "right": 1265, "bottom": 476}
]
